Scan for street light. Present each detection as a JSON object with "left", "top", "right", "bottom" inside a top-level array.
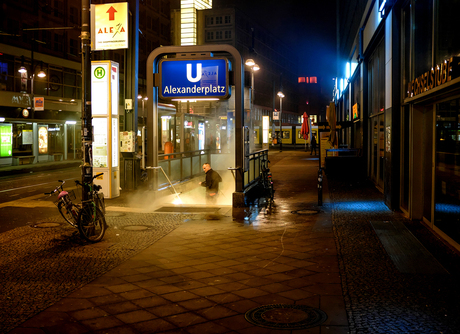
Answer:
[
  {"left": 245, "top": 59, "right": 260, "bottom": 152},
  {"left": 18, "top": 55, "right": 47, "bottom": 114},
  {"left": 138, "top": 95, "right": 148, "bottom": 119},
  {"left": 277, "top": 91, "right": 284, "bottom": 152},
  {"left": 245, "top": 59, "right": 260, "bottom": 108}
]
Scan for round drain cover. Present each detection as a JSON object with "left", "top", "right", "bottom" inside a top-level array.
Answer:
[
  {"left": 123, "top": 225, "right": 149, "bottom": 231},
  {"left": 32, "top": 222, "right": 61, "bottom": 228},
  {"left": 245, "top": 304, "right": 327, "bottom": 330}
]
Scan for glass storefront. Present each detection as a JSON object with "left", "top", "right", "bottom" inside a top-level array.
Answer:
[
  {"left": 435, "top": 99, "right": 460, "bottom": 244},
  {"left": 0, "top": 121, "right": 81, "bottom": 166},
  {"left": 368, "top": 37, "right": 385, "bottom": 189}
]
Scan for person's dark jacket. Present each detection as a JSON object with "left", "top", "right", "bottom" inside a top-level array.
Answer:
[
  {"left": 311, "top": 136, "right": 317, "bottom": 148},
  {"left": 201, "top": 169, "right": 222, "bottom": 195}
]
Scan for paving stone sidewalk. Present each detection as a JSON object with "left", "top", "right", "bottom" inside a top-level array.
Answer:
[
  {"left": 0, "top": 212, "right": 190, "bottom": 333},
  {"left": 2, "top": 150, "right": 460, "bottom": 334},
  {"left": 329, "top": 177, "right": 460, "bottom": 333}
]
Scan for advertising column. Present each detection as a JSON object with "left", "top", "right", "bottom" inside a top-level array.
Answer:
[{"left": 91, "top": 60, "right": 120, "bottom": 198}]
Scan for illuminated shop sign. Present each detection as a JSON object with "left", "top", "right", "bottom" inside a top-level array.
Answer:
[
  {"left": 0, "top": 124, "right": 13, "bottom": 157},
  {"left": 38, "top": 126, "right": 48, "bottom": 154},
  {"left": 92, "top": 2, "right": 129, "bottom": 50},
  {"left": 407, "top": 57, "right": 460, "bottom": 98},
  {"left": 159, "top": 59, "right": 229, "bottom": 100}
]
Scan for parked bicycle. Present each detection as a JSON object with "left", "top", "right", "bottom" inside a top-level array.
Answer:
[
  {"left": 261, "top": 157, "right": 274, "bottom": 207},
  {"left": 45, "top": 180, "right": 80, "bottom": 228},
  {"left": 75, "top": 173, "right": 107, "bottom": 242},
  {"left": 45, "top": 173, "right": 106, "bottom": 242},
  {"left": 75, "top": 173, "right": 105, "bottom": 215}
]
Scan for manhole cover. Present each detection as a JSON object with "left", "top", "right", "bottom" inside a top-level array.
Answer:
[
  {"left": 123, "top": 225, "right": 150, "bottom": 231},
  {"left": 32, "top": 222, "right": 61, "bottom": 228},
  {"left": 245, "top": 304, "right": 327, "bottom": 330},
  {"left": 291, "top": 209, "right": 320, "bottom": 215}
]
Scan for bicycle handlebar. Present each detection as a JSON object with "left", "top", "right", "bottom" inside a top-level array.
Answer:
[
  {"left": 75, "top": 173, "right": 104, "bottom": 186},
  {"left": 44, "top": 181, "right": 65, "bottom": 196}
]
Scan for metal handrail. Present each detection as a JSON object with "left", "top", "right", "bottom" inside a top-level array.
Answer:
[{"left": 145, "top": 166, "right": 181, "bottom": 201}]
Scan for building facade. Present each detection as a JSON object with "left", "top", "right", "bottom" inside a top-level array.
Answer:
[
  {"left": 0, "top": 0, "right": 171, "bottom": 168},
  {"left": 335, "top": 0, "right": 460, "bottom": 250},
  {"left": 171, "top": 4, "right": 302, "bottom": 150}
]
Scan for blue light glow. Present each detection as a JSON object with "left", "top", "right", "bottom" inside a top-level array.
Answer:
[
  {"left": 334, "top": 200, "right": 391, "bottom": 213},
  {"left": 435, "top": 203, "right": 460, "bottom": 215}
]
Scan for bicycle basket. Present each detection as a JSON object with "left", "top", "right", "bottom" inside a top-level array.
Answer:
[{"left": 68, "top": 190, "right": 77, "bottom": 201}]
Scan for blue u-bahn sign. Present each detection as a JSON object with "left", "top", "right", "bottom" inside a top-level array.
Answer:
[{"left": 159, "top": 58, "right": 229, "bottom": 100}]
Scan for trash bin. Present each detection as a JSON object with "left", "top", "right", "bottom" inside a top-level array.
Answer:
[{"left": 122, "top": 154, "right": 141, "bottom": 190}]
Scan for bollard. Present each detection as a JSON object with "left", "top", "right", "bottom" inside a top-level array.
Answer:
[{"left": 318, "top": 168, "right": 323, "bottom": 206}]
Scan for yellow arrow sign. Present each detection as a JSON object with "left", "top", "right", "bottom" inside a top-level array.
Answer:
[{"left": 92, "top": 2, "right": 128, "bottom": 51}]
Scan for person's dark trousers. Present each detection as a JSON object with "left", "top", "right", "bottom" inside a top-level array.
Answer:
[{"left": 206, "top": 194, "right": 218, "bottom": 204}]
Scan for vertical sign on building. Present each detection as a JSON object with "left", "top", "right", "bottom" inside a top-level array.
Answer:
[
  {"left": 91, "top": 2, "right": 129, "bottom": 51},
  {"left": 91, "top": 60, "right": 120, "bottom": 198}
]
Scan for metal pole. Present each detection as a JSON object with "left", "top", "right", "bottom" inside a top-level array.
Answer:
[
  {"left": 81, "top": 0, "right": 92, "bottom": 201},
  {"left": 30, "top": 36, "right": 35, "bottom": 118},
  {"left": 279, "top": 96, "right": 283, "bottom": 152}
]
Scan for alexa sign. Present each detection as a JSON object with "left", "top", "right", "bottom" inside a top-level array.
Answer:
[{"left": 159, "top": 58, "right": 229, "bottom": 100}]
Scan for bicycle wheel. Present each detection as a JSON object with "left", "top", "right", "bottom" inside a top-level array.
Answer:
[
  {"left": 58, "top": 201, "right": 77, "bottom": 226},
  {"left": 77, "top": 204, "right": 106, "bottom": 242},
  {"left": 96, "top": 193, "right": 105, "bottom": 215}
]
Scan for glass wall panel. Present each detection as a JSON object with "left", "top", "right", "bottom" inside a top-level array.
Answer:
[
  {"left": 436, "top": 0, "right": 460, "bottom": 64},
  {"left": 435, "top": 99, "right": 460, "bottom": 244},
  {"left": 401, "top": 105, "right": 410, "bottom": 211},
  {"left": 413, "top": 0, "right": 433, "bottom": 78},
  {"left": 368, "top": 37, "right": 385, "bottom": 188}
]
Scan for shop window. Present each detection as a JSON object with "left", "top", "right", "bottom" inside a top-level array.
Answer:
[
  {"left": 0, "top": 57, "right": 14, "bottom": 91},
  {"left": 12, "top": 123, "right": 33, "bottom": 154},
  {"left": 70, "top": 6, "right": 78, "bottom": 24},
  {"left": 54, "top": 34, "right": 64, "bottom": 53},
  {"left": 69, "top": 39, "right": 78, "bottom": 56},
  {"left": 436, "top": 1, "right": 460, "bottom": 64},
  {"left": 435, "top": 99, "right": 460, "bottom": 244},
  {"left": 49, "top": 69, "right": 63, "bottom": 97},
  {"left": 368, "top": 38, "right": 385, "bottom": 115},
  {"left": 413, "top": 0, "right": 432, "bottom": 78}
]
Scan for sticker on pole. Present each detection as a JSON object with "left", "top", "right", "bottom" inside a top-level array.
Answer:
[{"left": 159, "top": 58, "right": 229, "bottom": 100}]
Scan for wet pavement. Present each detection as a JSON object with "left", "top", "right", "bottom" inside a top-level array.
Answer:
[{"left": 1, "top": 150, "right": 460, "bottom": 333}]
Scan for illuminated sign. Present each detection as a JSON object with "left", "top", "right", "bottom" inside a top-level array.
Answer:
[
  {"left": 159, "top": 59, "right": 229, "bottom": 100},
  {"left": 38, "top": 126, "right": 48, "bottom": 154},
  {"left": 407, "top": 57, "right": 460, "bottom": 98},
  {"left": 0, "top": 124, "right": 12, "bottom": 157},
  {"left": 262, "top": 116, "right": 269, "bottom": 144},
  {"left": 34, "top": 97, "right": 44, "bottom": 111},
  {"left": 352, "top": 103, "right": 359, "bottom": 120},
  {"left": 92, "top": 2, "right": 128, "bottom": 51}
]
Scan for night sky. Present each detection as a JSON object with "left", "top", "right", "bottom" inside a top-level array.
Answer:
[{"left": 214, "top": 0, "right": 337, "bottom": 92}]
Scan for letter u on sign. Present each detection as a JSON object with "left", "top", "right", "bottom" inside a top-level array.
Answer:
[{"left": 187, "top": 63, "right": 202, "bottom": 82}]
